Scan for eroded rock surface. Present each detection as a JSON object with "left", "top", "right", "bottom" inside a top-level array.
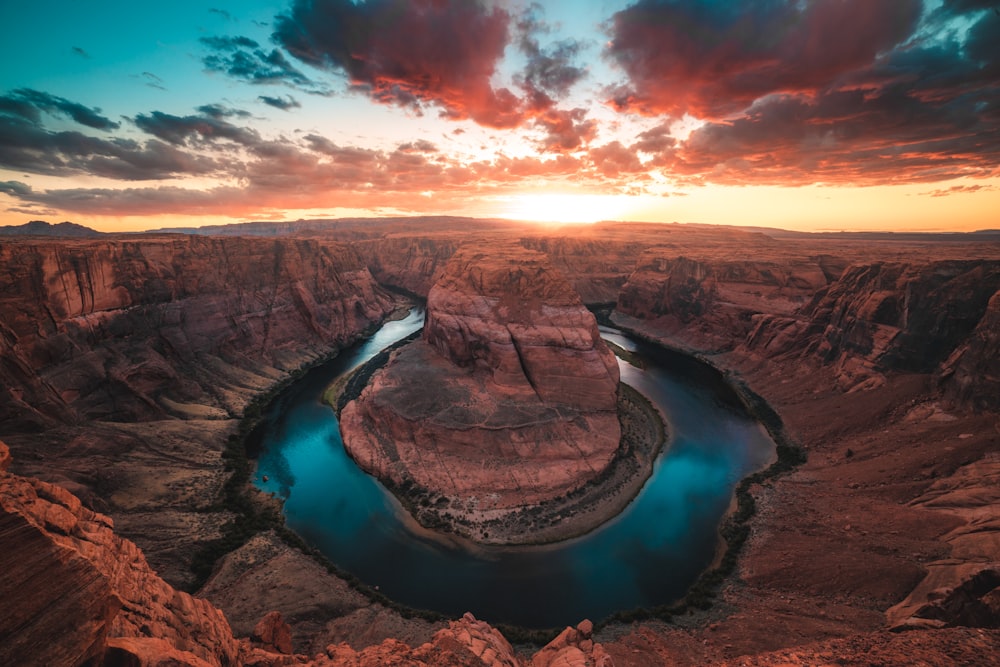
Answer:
[
  {"left": 341, "top": 245, "right": 622, "bottom": 540},
  {"left": 0, "top": 236, "right": 393, "bottom": 429},
  {"left": 0, "top": 440, "right": 239, "bottom": 667}
]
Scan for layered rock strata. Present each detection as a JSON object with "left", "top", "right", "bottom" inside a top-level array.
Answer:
[
  {"left": 0, "top": 236, "right": 393, "bottom": 430},
  {"left": 340, "top": 245, "right": 623, "bottom": 541},
  {"left": 0, "top": 235, "right": 395, "bottom": 589}
]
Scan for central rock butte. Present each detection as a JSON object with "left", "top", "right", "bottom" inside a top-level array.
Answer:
[{"left": 339, "top": 244, "right": 624, "bottom": 541}]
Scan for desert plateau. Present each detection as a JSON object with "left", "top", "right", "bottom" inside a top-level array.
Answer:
[
  {"left": 1, "top": 217, "right": 999, "bottom": 666},
  {"left": 3, "top": 1, "right": 1000, "bottom": 664}
]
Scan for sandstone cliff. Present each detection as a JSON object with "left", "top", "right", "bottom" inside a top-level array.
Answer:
[
  {"left": 616, "top": 251, "right": 833, "bottom": 351},
  {"left": 743, "top": 260, "right": 1000, "bottom": 393},
  {"left": 0, "top": 235, "right": 395, "bottom": 590},
  {"left": 0, "top": 236, "right": 393, "bottom": 430},
  {"left": 0, "top": 440, "right": 240, "bottom": 666},
  {"left": 341, "top": 245, "right": 622, "bottom": 540}
]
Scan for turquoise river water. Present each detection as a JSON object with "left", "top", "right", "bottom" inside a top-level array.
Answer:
[{"left": 253, "top": 308, "right": 775, "bottom": 628}]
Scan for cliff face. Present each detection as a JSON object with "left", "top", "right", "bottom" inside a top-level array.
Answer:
[
  {"left": 616, "top": 252, "right": 832, "bottom": 350},
  {"left": 1, "top": 440, "right": 618, "bottom": 667},
  {"left": 341, "top": 245, "right": 622, "bottom": 538},
  {"left": 742, "top": 260, "right": 1000, "bottom": 393},
  {"left": 354, "top": 235, "right": 461, "bottom": 296},
  {"left": 617, "top": 252, "right": 1000, "bottom": 404},
  {"left": 942, "top": 290, "right": 1000, "bottom": 411},
  {"left": 0, "top": 441, "right": 240, "bottom": 667},
  {"left": 0, "top": 237, "right": 393, "bottom": 430}
]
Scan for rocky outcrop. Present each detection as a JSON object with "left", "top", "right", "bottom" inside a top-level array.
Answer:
[
  {"left": 354, "top": 235, "right": 460, "bottom": 296},
  {"left": 0, "top": 236, "right": 393, "bottom": 430},
  {"left": 253, "top": 611, "right": 294, "bottom": 655},
  {"left": 616, "top": 252, "right": 830, "bottom": 350},
  {"left": 942, "top": 289, "right": 1000, "bottom": 411},
  {"left": 423, "top": 246, "right": 619, "bottom": 411},
  {"left": 804, "top": 261, "right": 1000, "bottom": 373},
  {"left": 0, "top": 441, "right": 240, "bottom": 666},
  {"left": 618, "top": 252, "right": 1000, "bottom": 404},
  {"left": 886, "top": 455, "right": 1000, "bottom": 631},
  {"left": 341, "top": 245, "right": 622, "bottom": 541}
]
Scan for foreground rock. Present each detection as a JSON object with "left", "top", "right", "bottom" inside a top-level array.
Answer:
[
  {"left": 341, "top": 245, "right": 625, "bottom": 542},
  {"left": 0, "top": 441, "right": 239, "bottom": 666}
]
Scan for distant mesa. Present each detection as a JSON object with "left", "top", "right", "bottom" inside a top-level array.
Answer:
[
  {"left": 0, "top": 220, "right": 104, "bottom": 238},
  {"left": 339, "top": 244, "right": 646, "bottom": 543}
]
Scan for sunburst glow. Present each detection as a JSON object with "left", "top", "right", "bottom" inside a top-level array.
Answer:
[{"left": 500, "top": 194, "right": 632, "bottom": 224}]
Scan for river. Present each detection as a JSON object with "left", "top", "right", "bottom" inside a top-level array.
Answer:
[{"left": 253, "top": 308, "right": 775, "bottom": 629}]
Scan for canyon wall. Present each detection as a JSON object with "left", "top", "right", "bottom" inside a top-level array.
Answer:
[
  {"left": 616, "top": 250, "right": 1000, "bottom": 403},
  {"left": 0, "top": 236, "right": 394, "bottom": 430}
]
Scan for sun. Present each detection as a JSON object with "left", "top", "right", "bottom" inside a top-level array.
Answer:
[{"left": 499, "top": 193, "right": 631, "bottom": 224}]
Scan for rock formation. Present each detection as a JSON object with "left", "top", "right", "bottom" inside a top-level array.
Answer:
[
  {"left": 0, "top": 440, "right": 239, "bottom": 666},
  {"left": 2, "top": 439, "right": 621, "bottom": 666},
  {"left": 4, "top": 221, "right": 1000, "bottom": 666},
  {"left": 0, "top": 236, "right": 393, "bottom": 430},
  {"left": 340, "top": 245, "right": 622, "bottom": 540},
  {"left": 0, "top": 235, "right": 395, "bottom": 590}
]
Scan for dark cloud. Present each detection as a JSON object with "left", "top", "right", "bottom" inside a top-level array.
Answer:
[
  {"left": 201, "top": 34, "right": 322, "bottom": 91},
  {"left": 515, "top": 5, "right": 588, "bottom": 109},
  {"left": 0, "top": 110, "right": 219, "bottom": 180},
  {"left": 602, "top": 0, "right": 1000, "bottom": 186},
  {"left": 606, "top": 0, "right": 923, "bottom": 118},
  {"left": 273, "top": 0, "right": 519, "bottom": 127},
  {"left": 133, "top": 110, "right": 260, "bottom": 146},
  {"left": 258, "top": 94, "right": 301, "bottom": 111},
  {"left": 196, "top": 103, "right": 252, "bottom": 119},
  {"left": 72, "top": 46, "right": 91, "bottom": 59},
  {"left": 0, "top": 181, "right": 33, "bottom": 197},
  {"left": 140, "top": 72, "right": 166, "bottom": 91},
  {"left": 209, "top": 8, "right": 233, "bottom": 21},
  {"left": 0, "top": 88, "right": 119, "bottom": 130}
]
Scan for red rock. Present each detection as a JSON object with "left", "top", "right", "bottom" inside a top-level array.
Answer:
[
  {"left": 423, "top": 245, "right": 619, "bottom": 411},
  {"left": 0, "top": 454, "right": 240, "bottom": 666},
  {"left": 0, "top": 236, "right": 393, "bottom": 427},
  {"left": 253, "top": 611, "right": 294, "bottom": 655},
  {"left": 341, "top": 245, "right": 621, "bottom": 532}
]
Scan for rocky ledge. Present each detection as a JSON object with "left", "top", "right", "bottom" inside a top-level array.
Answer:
[{"left": 340, "top": 245, "right": 659, "bottom": 543}]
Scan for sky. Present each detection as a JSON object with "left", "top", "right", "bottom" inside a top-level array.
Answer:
[{"left": 0, "top": 0, "right": 998, "bottom": 233}]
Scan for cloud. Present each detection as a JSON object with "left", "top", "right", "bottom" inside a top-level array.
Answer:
[
  {"left": 0, "top": 109, "right": 219, "bottom": 180},
  {"left": 0, "top": 88, "right": 119, "bottom": 130},
  {"left": 606, "top": 0, "right": 924, "bottom": 119},
  {"left": 601, "top": 0, "right": 1000, "bottom": 186},
  {"left": 133, "top": 110, "right": 260, "bottom": 146},
  {"left": 273, "top": 0, "right": 519, "bottom": 127},
  {"left": 258, "top": 94, "right": 301, "bottom": 111},
  {"left": 72, "top": 46, "right": 91, "bottom": 59},
  {"left": 923, "top": 184, "right": 995, "bottom": 197},
  {"left": 196, "top": 103, "right": 252, "bottom": 119},
  {"left": 0, "top": 181, "right": 33, "bottom": 197},
  {"left": 200, "top": 35, "right": 323, "bottom": 91},
  {"left": 533, "top": 107, "right": 597, "bottom": 152},
  {"left": 515, "top": 6, "right": 588, "bottom": 109},
  {"left": 209, "top": 8, "right": 233, "bottom": 21},
  {"left": 141, "top": 72, "right": 166, "bottom": 91}
]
